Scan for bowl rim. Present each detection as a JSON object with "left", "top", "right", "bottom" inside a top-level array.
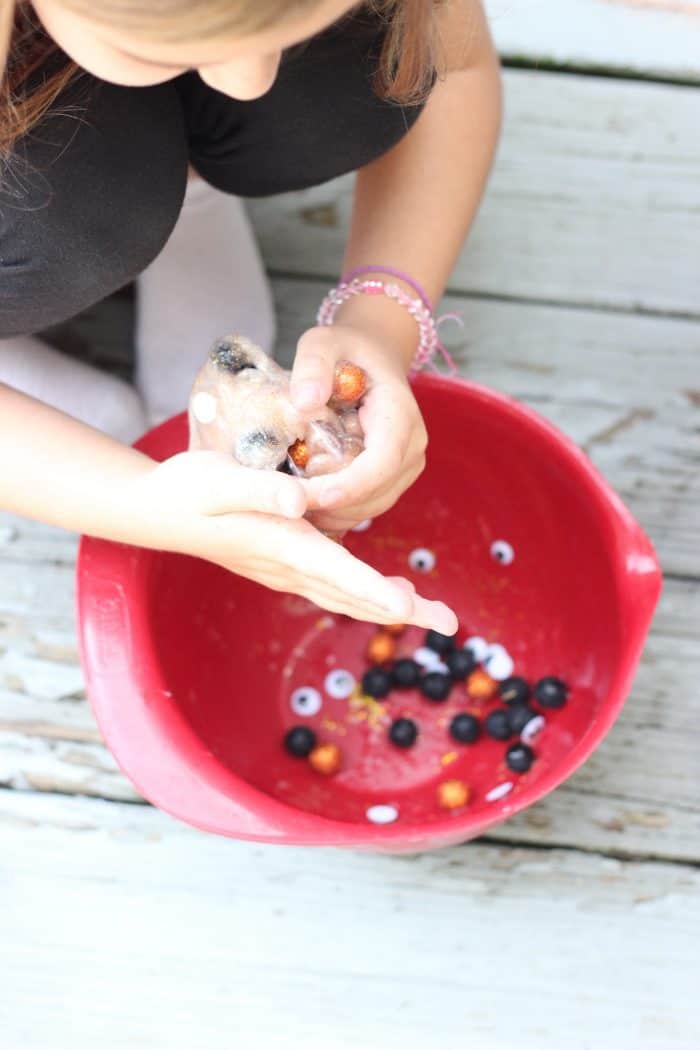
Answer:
[{"left": 76, "top": 373, "right": 662, "bottom": 848}]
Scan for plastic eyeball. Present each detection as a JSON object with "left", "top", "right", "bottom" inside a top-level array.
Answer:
[
  {"left": 464, "top": 636, "right": 489, "bottom": 663},
  {"left": 366, "top": 804, "right": 399, "bottom": 825},
  {"left": 413, "top": 646, "right": 444, "bottom": 670},
  {"left": 290, "top": 686, "right": 322, "bottom": 717},
  {"left": 483, "top": 643, "right": 514, "bottom": 681},
  {"left": 408, "top": 547, "right": 436, "bottom": 573},
  {"left": 191, "top": 391, "right": 218, "bottom": 424},
  {"left": 490, "top": 540, "right": 514, "bottom": 565},
  {"left": 324, "top": 669, "right": 355, "bottom": 700},
  {"left": 485, "top": 781, "right": 514, "bottom": 802}
]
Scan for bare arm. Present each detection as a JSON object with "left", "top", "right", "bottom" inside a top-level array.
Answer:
[
  {"left": 335, "top": 0, "right": 502, "bottom": 363},
  {"left": 0, "top": 384, "right": 158, "bottom": 544}
]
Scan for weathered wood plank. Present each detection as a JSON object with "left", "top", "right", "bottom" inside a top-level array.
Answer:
[
  {"left": 247, "top": 70, "right": 700, "bottom": 317},
  {"left": 485, "top": 0, "right": 700, "bottom": 82},
  {"left": 272, "top": 280, "right": 700, "bottom": 579},
  {"left": 2, "top": 790, "right": 698, "bottom": 1050},
  {"left": 1, "top": 549, "right": 698, "bottom": 860}
]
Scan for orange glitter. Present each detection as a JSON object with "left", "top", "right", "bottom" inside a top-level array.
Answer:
[
  {"left": 309, "top": 743, "right": 342, "bottom": 776},
  {"left": 440, "top": 751, "right": 458, "bottom": 767},
  {"left": 437, "top": 780, "right": 470, "bottom": 810},
  {"left": 288, "top": 438, "right": 310, "bottom": 469}
]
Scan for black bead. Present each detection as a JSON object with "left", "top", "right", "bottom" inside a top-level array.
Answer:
[
  {"left": 484, "top": 708, "right": 513, "bottom": 740},
  {"left": 420, "top": 672, "right": 452, "bottom": 702},
  {"left": 389, "top": 717, "right": 418, "bottom": 748},
  {"left": 449, "top": 712, "right": 480, "bottom": 744},
  {"left": 362, "top": 666, "right": 393, "bottom": 698},
  {"left": 284, "top": 726, "right": 317, "bottom": 757},
  {"left": 507, "top": 704, "right": 539, "bottom": 735},
  {"left": 445, "top": 648, "right": 477, "bottom": 681},
  {"left": 498, "top": 676, "right": 531, "bottom": 706},
  {"left": 505, "top": 742, "right": 535, "bottom": 773},
  {"left": 424, "top": 629, "right": 456, "bottom": 655},
  {"left": 392, "top": 658, "right": 421, "bottom": 689},
  {"left": 534, "top": 676, "right": 569, "bottom": 709}
]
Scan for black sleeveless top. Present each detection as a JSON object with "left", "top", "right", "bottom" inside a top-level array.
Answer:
[
  {"left": 174, "top": 6, "right": 427, "bottom": 197},
  {"left": 0, "top": 8, "right": 430, "bottom": 337}
]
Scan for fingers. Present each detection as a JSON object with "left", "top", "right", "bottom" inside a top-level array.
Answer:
[
  {"left": 307, "top": 391, "right": 425, "bottom": 511},
  {"left": 183, "top": 452, "right": 308, "bottom": 518},
  {"left": 289, "top": 327, "right": 337, "bottom": 414},
  {"left": 305, "top": 457, "right": 425, "bottom": 535},
  {"left": 282, "top": 530, "right": 457, "bottom": 632}
]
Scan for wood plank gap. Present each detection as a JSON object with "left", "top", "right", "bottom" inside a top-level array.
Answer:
[
  {"left": 480, "top": 831, "right": 700, "bottom": 869},
  {"left": 500, "top": 55, "right": 700, "bottom": 90},
  {"left": 0, "top": 783, "right": 148, "bottom": 808},
  {"left": 267, "top": 270, "right": 700, "bottom": 324}
]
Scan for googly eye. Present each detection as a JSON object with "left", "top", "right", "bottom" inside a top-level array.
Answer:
[
  {"left": 351, "top": 518, "right": 372, "bottom": 532},
  {"left": 366, "top": 804, "right": 399, "bottom": 825},
  {"left": 289, "top": 686, "right": 322, "bottom": 717},
  {"left": 464, "top": 636, "right": 489, "bottom": 662},
  {"left": 521, "top": 714, "right": 545, "bottom": 745},
  {"left": 485, "top": 781, "right": 514, "bottom": 802},
  {"left": 490, "top": 540, "right": 514, "bottom": 565},
  {"left": 413, "top": 646, "right": 443, "bottom": 670},
  {"left": 191, "top": 391, "right": 218, "bottom": 424},
  {"left": 483, "top": 644, "right": 514, "bottom": 681},
  {"left": 324, "top": 669, "right": 355, "bottom": 700},
  {"left": 408, "top": 548, "right": 436, "bottom": 573}
]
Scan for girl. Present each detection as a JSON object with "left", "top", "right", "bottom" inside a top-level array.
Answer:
[{"left": 0, "top": 0, "right": 501, "bottom": 631}]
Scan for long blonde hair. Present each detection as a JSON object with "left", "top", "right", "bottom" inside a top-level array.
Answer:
[{"left": 1, "top": 1, "right": 445, "bottom": 158}]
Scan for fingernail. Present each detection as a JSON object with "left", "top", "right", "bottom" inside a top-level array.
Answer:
[
  {"left": 293, "top": 381, "right": 322, "bottom": 410},
  {"left": 319, "top": 487, "right": 343, "bottom": 508}
]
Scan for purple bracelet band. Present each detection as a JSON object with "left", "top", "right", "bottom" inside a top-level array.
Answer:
[{"left": 341, "top": 265, "right": 433, "bottom": 314}]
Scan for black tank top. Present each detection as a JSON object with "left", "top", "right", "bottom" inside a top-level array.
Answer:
[{"left": 175, "top": 6, "right": 428, "bottom": 197}]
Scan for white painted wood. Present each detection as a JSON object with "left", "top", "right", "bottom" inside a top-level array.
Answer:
[
  {"left": 247, "top": 70, "right": 700, "bottom": 316},
  {"left": 1, "top": 791, "right": 698, "bottom": 1050},
  {"left": 485, "top": 0, "right": 700, "bottom": 81}
]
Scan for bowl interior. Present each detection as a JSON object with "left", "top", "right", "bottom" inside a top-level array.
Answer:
[{"left": 132, "top": 377, "right": 628, "bottom": 832}]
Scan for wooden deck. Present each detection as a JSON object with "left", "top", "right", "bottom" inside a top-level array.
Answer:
[{"left": 2, "top": 13, "right": 699, "bottom": 1050}]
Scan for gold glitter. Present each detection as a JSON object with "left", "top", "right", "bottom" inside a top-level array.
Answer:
[
  {"left": 348, "top": 685, "right": 389, "bottom": 730},
  {"left": 321, "top": 718, "right": 347, "bottom": 736},
  {"left": 440, "top": 751, "right": 458, "bottom": 767}
]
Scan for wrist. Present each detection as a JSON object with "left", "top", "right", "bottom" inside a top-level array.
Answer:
[{"left": 331, "top": 288, "right": 420, "bottom": 372}]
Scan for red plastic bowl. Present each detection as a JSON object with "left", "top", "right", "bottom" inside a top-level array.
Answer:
[{"left": 76, "top": 374, "right": 661, "bottom": 852}]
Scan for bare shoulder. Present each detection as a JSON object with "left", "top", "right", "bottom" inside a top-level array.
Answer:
[{"left": 435, "top": 0, "right": 496, "bottom": 72}]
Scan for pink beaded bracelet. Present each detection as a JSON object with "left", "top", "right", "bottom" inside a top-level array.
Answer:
[{"left": 316, "top": 271, "right": 458, "bottom": 376}]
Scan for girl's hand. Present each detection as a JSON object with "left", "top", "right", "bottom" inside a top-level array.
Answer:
[
  {"left": 134, "top": 449, "right": 457, "bottom": 632},
  {"left": 289, "top": 324, "right": 427, "bottom": 534}
]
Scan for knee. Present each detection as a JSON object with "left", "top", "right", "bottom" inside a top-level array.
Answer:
[
  {"left": 0, "top": 79, "right": 187, "bottom": 337},
  {"left": 0, "top": 176, "right": 186, "bottom": 338}
]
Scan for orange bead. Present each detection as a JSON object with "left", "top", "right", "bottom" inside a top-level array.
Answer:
[
  {"left": 332, "top": 361, "right": 367, "bottom": 404},
  {"left": 437, "top": 779, "right": 470, "bottom": 810},
  {"left": 366, "top": 631, "right": 397, "bottom": 665},
  {"left": 309, "top": 743, "right": 342, "bottom": 776},
  {"left": 466, "top": 668, "right": 497, "bottom": 701},
  {"left": 384, "top": 623, "right": 406, "bottom": 637},
  {"left": 288, "top": 438, "right": 310, "bottom": 469}
]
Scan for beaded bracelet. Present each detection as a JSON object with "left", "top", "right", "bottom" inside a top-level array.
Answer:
[{"left": 317, "top": 266, "right": 458, "bottom": 375}]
